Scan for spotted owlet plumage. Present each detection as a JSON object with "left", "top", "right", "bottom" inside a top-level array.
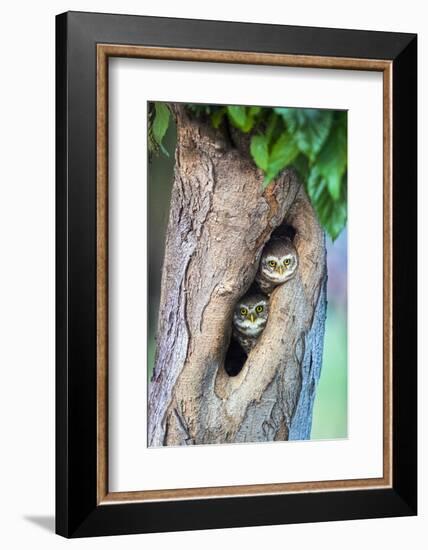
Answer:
[
  {"left": 255, "top": 237, "right": 298, "bottom": 295},
  {"left": 232, "top": 292, "right": 269, "bottom": 354}
]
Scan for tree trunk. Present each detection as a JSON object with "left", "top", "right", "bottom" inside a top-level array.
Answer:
[{"left": 148, "top": 106, "right": 327, "bottom": 447}]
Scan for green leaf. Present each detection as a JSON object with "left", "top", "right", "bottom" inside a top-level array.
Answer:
[
  {"left": 264, "top": 130, "right": 299, "bottom": 184},
  {"left": 293, "top": 153, "right": 310, "bottom": 183},
  {"left": 250, "top": 135, "right": 269, "bottom": 171},
  {"left": 273, "top": 108, "right": 299, "bottom": 132},
  {"left": 264, "top": 111, "right": 285, "bottom": 148},
  {"left": 307, "top": 167, "right": 347, "bottom": 240},
  {"left": 211, "top": 107, "right": 226, "bottom": 128},
  {"left": 152, "top": 102, "right": 170, "bottom": 155},
  {"left": 296, "top": 110, "right": 333, "bottom": 161},
  {"left": 249, "top": 106, "right": 261, "bottom": 117},
  {"left": 317, "top": 113, "right": 347, "bottom": 200},
  {"left": 227, "top": 106, "right": 248, "bottom": 129},
  {"left": 275, "top": 108, "right": 333, "bottom": 161}
]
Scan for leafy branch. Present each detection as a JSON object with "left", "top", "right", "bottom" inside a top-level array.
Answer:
[{"left": 148, "top": 102, "right": 347, "bottom": 240}]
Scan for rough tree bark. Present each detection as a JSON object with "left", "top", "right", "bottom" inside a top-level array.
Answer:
[{"left": 148, "top": 106, "right": 327, "bottom": 447}]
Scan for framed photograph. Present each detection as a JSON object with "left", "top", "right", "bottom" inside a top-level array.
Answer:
[{"left": 56, "top": 11, "right": 417, "bottom": 538}]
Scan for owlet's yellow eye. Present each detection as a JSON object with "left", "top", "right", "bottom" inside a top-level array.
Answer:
[
  {"left": 268, "top": 260, "right": 277, "bottom": 268},
  {"left": 256, "top": 305, "right": 264, "bottom": 314},
  {"left": 240, "top": 307, "right": 248, "bottom": 316},
  {"left": 284, "top": 258, "right": 291, "bottom": 267}
]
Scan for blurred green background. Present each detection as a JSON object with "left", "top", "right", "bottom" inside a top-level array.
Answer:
[{"left": 148, "top": 113, "right": 347, "bottom": 440}]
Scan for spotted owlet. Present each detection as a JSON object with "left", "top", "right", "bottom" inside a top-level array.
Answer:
[
  {"left": 255, "top": 237, "right": 298, "bottom": 295},
  {"left": 232, "top": 292, "right": 269, "bottom": 354}
]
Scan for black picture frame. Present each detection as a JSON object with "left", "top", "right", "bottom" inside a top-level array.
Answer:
[{"left": 56, "top": 11, "right": 417, "bottom": 538}]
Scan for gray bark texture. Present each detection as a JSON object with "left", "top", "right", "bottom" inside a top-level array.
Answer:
[{"left": 148, "top": 106, "right": 327, "bottom": 447}]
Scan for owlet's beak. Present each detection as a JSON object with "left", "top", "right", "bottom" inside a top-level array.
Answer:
[
  {"left": 247, "top": 313, "right": 256, "bottom": 323},
  {"left": 277, "top": 265, "right": 284, "bottom": 275}
]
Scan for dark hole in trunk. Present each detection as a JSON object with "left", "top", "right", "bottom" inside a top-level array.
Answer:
[
  {"left": 223, "top": 223, "right": 297, "bottom": 377},
  {"left": 270, "top": 223, "right": 296, "bottom": 242},
  {"left": 224, "top": 338, "right": 247, "bottom": 377}
]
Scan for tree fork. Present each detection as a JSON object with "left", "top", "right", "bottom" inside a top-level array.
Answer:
[{"left": 148, "top": 105, "right": 327, "bottom": 447}]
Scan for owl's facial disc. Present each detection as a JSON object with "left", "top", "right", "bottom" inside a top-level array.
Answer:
[
  {"left": 263, "top": 254, "right": 297, "bottom": 282},
  {"left": 233, "top": 301, "right": 268, "bottom": 336}
]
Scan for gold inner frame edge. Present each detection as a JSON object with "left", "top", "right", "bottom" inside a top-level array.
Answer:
[{"left": 96, "top": 44, "right": 393, "bottom": 505}]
